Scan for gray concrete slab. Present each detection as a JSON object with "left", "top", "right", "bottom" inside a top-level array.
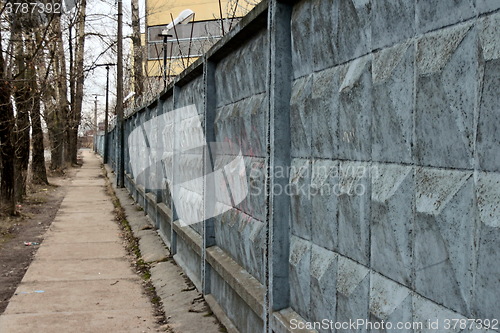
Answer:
[
  {"left": 6, "top": 279, "right": 150, "bottom": 314},
  {"left": 34, "top": 242, "right": 126, "bottom": 260},
  {"left": 138, "top": 230, "right": 169, "bottom": 263},
  {"left": 0, "top": 310, "right": 158, "bottom": 333},
  {"left": 48, "top": 221, "right": 120, "bottom": 231},
  {"left": 42, "top": 230, "right": 122, "bottom": 243},
  {"left": 0, "top": 151, "right": 159, "bottom": 332},
  {"left": 22, "top": 257, "right": 137, "bottom": 283}
]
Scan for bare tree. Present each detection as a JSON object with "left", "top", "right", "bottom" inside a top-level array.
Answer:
[
  {"left": 131, "top": 0, "right": 144, "bottom": 103},
  {"left": 68, "top": 0, "right": 87, "bottom": 165},
  {"left": 0, "top": 27, "right": 16, "bottom": 214},
  {"left": 30, "top": 31, "right": 48, "bottom": 185},
  {"left": 12, "top": 24, "right": 32, "bottom": 200},
  {"left": 45, "top": 14, "right": 70, "bottom": 171}
]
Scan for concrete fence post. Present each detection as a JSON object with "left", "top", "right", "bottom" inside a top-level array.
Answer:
[
  {"left": 202, "top": 58, "right": 217, "bottom": 294},
  {"left": 267, "top": 0, "right": 293, "bottom": 322},
  {"left": 170, "top": 85, "right": 182, "bottom": 255}
]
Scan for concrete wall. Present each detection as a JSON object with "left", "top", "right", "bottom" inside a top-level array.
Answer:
[{"left": 99, "top": 1, "right": 500, "bottom": 332}]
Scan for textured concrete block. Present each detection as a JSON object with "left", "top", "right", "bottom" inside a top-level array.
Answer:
[
  {"left": 297, "top": 0, "right": 375, "bottom": 70},
  {"left": 214, "top": 103, "right": 242, "bottom": 154},
  {"left": 371, "top": 164, "right": 413, "bottom": 287},
  {"left": 291, "top": 75, "right": 313, "bottom": 158},
  {"left": 372, "top": 42, "right": 414, "bottom": 164},
  {"left": 214, "top": 209, "right": 266, "bottom": 283},
  {"left": 178, "top": 75, "right": 204, "bottom": 112},
  {"left": 369, "top": 272, "right": 412, "bottom": 333},
  {"left": 338, "top": 56, "right": 372, "bottom": 161},
  {"left": 415, "top": 24, "right": 476, "bottom": 169},
  {"left": 416, "top": 0, "right": 476, "bottom": 33},
  {"left": 474, "top": 172, "right": 500, "bottom": 320},
  {"left": 247, "top": 32, "right": 268, "bottom": 97},
  {"left": 290, "top": 236, "right": 311, "bottom": 320},
  {"left": 372, "top": 0, "right": 415, "bottom": 50},
  {"left": 415, "top": 167, "right": 475, "bottom": 315},
  {"left": 477, "top": 0, "right": 500, "bottom": 13},
  {"left": 291, "top": 0, "right": 313, "bottom": 79},
  {"left": 290, "top": 158, "right": 311, "bottom": 240},
  {"left": 212, "top": 155, "right": 237, "bottom": 209},
  {"left": 239, "top": 94, "right": 267, "bottom": 158},
  {"left": 312, "top": 67, "right": 339, "bottom": 159},
  {"left": 311, "top": 0, "right": 336, "bottom": 72},
  {"left": 243, "top": 157, "right": 266, "bottom": 222},
  {"left": 413, "top": 294, "right": 466, "bottom": 333},
  {"left": 333, "top": 0, "right": 371, "bottom": 64},
  {"left": 310, "top": 245, "right": 337, "bottom": 332},
  {"left": 311, "top": 160, "right": 339, "bottom": 251},
  {"left": 336, "top": 255, "right": 370, "bottom": 333},
  {"left": 215, "top": 31, "right": 267, "bottom": 106},
  {"left": 162, "top": 96, "right": 173, "bottom": 113},
  {"left": 477, "top": 14, "right": 500, "bottom": 172},
  {"left": 235, "top": 213, "right": 266, "bottom": 283},
  {"left": 177, "top": 154, "right": 203, "bottom": 192},
  {"left": 338, "top": 161, "right": 371, "bottom": 266},
  {"left": 479, "top": 13, "right": 500, "bottom": 63}
]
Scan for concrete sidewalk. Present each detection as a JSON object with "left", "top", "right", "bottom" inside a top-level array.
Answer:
[{"left": 0, "top": 150, "right": 159, "bottom": 332}]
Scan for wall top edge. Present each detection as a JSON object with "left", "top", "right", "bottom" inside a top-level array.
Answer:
[
  {"left": 206, "top": 0, "right": 268, "bottom": 62},
  {"left": 125, "top": 0, "right": 268, "bottom": 121}
]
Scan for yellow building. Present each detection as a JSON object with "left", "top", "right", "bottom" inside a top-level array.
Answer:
[{"left": 144, "top": 0, "right": 255, "bottom": 78}]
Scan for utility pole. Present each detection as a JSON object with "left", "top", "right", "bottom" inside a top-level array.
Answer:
[
  {"left": 104, "top": 64, "right": 111, "bottom": 163},
  {"left": 94, "top": 95, "right": 97, "bottom": 152},
  {"left": 92, "top": 94, "right": 103, "bottom": 153},
  {"left": 116, "top": 0, "right": 124, "bottom": 187},
  {"left": 94, "top": 63, "right": 116, "bottom": 164}
]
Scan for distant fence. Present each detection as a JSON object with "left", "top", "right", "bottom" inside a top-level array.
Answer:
[{"left": 98, "top": 1, "right": 500, "bottom": 332}]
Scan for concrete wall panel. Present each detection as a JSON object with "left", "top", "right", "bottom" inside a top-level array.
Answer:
[
  {"left": 477, "top": 14, "right": 500, "bottom": 172},
  {"left": 290, "top": 75, "right": 313, "bottom": 158},
  {"left": 105, "top": 4, "right": 500, "bottom": 332},
  {"left": 333, "top": 0, "right": 371, "bottom": 65},
  {"left": 369, "top": 273, "right": 412, "bottom": 333},
  {"left": 337, "top": 161, "right": 371, "bottom": 266},
  {"left": 416, "top": 0, "right": 476, "bottom": 34},
  {"left": 371, "top": 0, "right": 415, "bottom": 50},
  {"left": 415, "top": 24, "right": 477, "bottom": 169},
  {"left": 338, "top": 56, "right": 372, "bottom": 161},
  {"left": 415, "top": 168, "right": 475, "bottom": 315},
  {"left": 214, "top": 209, "right": 266, "bottom": 283},
  {"left": 336, "top": 256, "right": 370, "bottom": 333},
  {"left": 215, "top": 30, "right": 267, "bottom": 107},
  {"left": 310, "top": 159, "right": 338, "bottom": 252},
  {"left": 477, "top": 0, "right": 500, "bottom": 14},
  {"left": 372, "top": 42, "right": 414, "bottom": 164},
  {"left": 311, "top": 68, "right": 339, "bottom": 159},
  {"left": 310, "top": 245, "right": 337, "bottom": 333},
  {"left": 290, "top": 158, "right": 311, "bottom": 240},
  {"left": 291, "top": 0, "right": 313, "bottom": 79},
  {"left": 474, "top": 172, "right": 500, "bottom": 320},
  {"left": 289, "top": 236, "right": 311, "bottom": 320},
  {"left": 371, "top": 164, "right": 414, "bottom": 287}
]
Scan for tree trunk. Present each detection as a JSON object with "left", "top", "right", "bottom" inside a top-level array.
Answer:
[
  {"left": 29, "top": 34, "right": 48, "bottom": 185},
  {"left": 48, "top": 14, "right": 70, "bottom": 170},
  {"left": 131, "top": 0, "right": 143, "bottom": 104},
  {"left": 12, "top": 22, "right": 31, "bottom": 201},
  {"left": 0, "top": 31, "right": 16, "bottom": 214},
  {"left": 69, "top": 0, "right": 87, "bottom": 165}
]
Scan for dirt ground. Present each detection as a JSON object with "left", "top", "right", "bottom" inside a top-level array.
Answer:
[{"left": 0, "top": 169, "right": 76, "bottom": 314}]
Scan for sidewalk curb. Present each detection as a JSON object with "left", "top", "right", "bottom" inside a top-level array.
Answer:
[{"left": 101, "top": 160, "right": 228, "bottom": 333}]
